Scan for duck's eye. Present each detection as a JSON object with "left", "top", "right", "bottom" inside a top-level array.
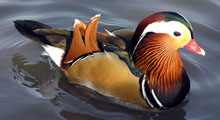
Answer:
[{"left": 173, "top": 31, "right": 181, "bottom": 37}]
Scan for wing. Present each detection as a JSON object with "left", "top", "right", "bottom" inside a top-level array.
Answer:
[{"left": 14, "top": 15, "right": 135, "bottom": 68}]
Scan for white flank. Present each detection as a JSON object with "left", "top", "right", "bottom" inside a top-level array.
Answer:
[{"left": 41, "top": 45, "right": 64, "bottom": 67}]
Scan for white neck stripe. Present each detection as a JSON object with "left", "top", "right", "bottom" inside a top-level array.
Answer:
[
  {"left": 151, "top": 89, "right": 164, "bottom": 108},
  {"left": 141, "top": 75, "right": 154, "bottom": 108}
]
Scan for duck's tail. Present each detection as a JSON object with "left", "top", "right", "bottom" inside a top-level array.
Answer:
[
  {"left": 14, "top": 14, "right": 101, "bottom": 69},
  {"left": 14, "top": 20, "right": 53, "bottom": 45}
]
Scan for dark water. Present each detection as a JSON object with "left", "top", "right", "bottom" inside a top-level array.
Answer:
[{"left": 0, "top": 0, "right": 220, "bottom": 119}]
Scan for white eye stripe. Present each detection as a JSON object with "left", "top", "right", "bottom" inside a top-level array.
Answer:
[
  {"left": 139, "top": 21, "right": 185, "bottom": 39},
  {"left": 131, "top": 21, "right": 188, "bottom": 57}
]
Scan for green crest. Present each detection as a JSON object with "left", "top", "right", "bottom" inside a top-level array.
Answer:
[{"left": 163, "top": 12, "right": 193, "bottom": 32}]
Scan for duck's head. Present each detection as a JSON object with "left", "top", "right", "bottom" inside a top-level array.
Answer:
[
  {"left": 131, "top": 12, "right": 205, "bottom": 93},
  {"left": 131, "top": 11, "right": 205, "bottom": 56}
]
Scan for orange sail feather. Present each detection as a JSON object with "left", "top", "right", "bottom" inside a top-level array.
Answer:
[{"left": 63, "top": 15, "right": 101, "bottom": 65}]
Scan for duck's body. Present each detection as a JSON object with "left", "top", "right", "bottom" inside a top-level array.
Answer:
[
  {"left": 67, "top": 52, "right": 147, "bottom": 107},
  {"left": 14, "top": 12, "right": 205, "bottom": 109}
]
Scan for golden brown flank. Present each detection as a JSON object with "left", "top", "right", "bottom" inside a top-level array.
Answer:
[{"left": 66, "top": 53, "right": 147, "bottom": 107}]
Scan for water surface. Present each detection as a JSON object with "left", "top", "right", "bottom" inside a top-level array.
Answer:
[{"left": 0, "top": 0, "right": 220, "bottom": 120}]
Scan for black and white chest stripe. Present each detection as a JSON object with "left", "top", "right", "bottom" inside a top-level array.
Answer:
[
  {"left": 139, "top": 69, "right": 191, "bottom": 110},
  {"left": 139, "top": 75, "right": 166, "bottom": 110}
]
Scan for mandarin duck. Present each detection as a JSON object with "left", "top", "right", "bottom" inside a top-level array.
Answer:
[{"left": 14, "top": 12, "right": 205, "bottom": 110}]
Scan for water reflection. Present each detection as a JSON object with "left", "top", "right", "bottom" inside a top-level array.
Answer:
[{"left": 12, "top": 53, "right": 60, "bottom": 99}]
